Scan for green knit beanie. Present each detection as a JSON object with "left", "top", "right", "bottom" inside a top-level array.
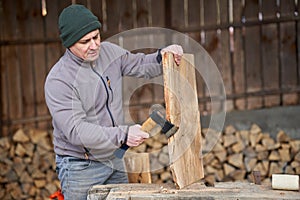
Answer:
[{"left": 58, "top": 4, "right": 102, "bottom": 48}]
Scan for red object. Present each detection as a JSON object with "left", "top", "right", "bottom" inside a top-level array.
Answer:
[{"left": 49, "top": 190, "right": 64, "bottom": 200}]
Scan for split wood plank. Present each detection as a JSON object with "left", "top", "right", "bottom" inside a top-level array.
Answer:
[{"left": 162, "top": 53, "right": 204, "bottom": 189}]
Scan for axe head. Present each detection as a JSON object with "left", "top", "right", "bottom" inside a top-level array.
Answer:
[{"left": 149, "top": 110, "right": 178, "bottom": 138}]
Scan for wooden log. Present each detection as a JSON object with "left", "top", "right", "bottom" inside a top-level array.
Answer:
[
  {"left": 223, "top": 163, "right": 235, "bottom": 176},
  {"left": 228, "top": 153, "right": 244, "bottom": 169},
  {"left": 278, "top": 149, "right": 291, "bottom": 162},
  {"left": 262, "top": 137, "right": 277, "bottom": 150},
  {"left": 239, "top": 130, "right": 250, "bottom": 146},
  {"left": 290, "top": 140, "right": 300, "bottom": 154},
  {"left": 254, "top": 162, "right": 268, "bottom": 177},
  {"left": 232, "top": 133, "right": 245, "bottom": 153},
  {"left": 269, "top": 151, "right": 280, "bottom": 161},
  {"left": 203, "top": 152, "right": 214, "bottom": 165},
  {"left": 295, "top": 166, "right": 300, "bottom": 174},
  {"left": 244, "top": 147, "right": 257, "bottom": 158},
  {"left": 15, "top": 143, "right": 27, "bottom": 157},
  {"left": 224, "top": 125, "right": 236, "bottom": 135},
  {"left": 223, "top": 135, "right": 238, "bottom": 147},
  {"left": 124, "top": 153, "right": 151, "bottom": 183},
  {"left": 250, "top": 124, "right": 262, "bottom": 134},
  {"left": 212, "top": 141, "right": 225, "bottom": 152},
  {"left": 261, "top": 160, "right": 269, "bottom": 174},
  {"left": 294, "top": 152, "right": 300, "bottom": 162},
  {"left": 276, "top": 131, "right": 291, "bottom": 143},
  {"left": 257, "top": 151, "right": 269, "bottom": 160},
  {"left": 214, "top": 151, "right": 227, "bottom": 163},
  {"left": 215, "top": 169, "right": 225, "bottom": 181},
  {"left": 162, "top": 53, "right": 204, "bottom": 189},
  {"left": 244, "top": 157, "right": 257, "bottom": 172},
  {"left": 13, "top": 129, "right": 30, "bottom": 143},
  {"left": 255, "top": 144, "right": 267, "bottom": 152},
  {"left": 210, "top": 159, "right": 222, "bottom": 169},
  {"left": 231, "top": 170, "right": 246, "bottom": 181},
  {"left": 269, "top": 162, "right": 282, "bottom": 177}
]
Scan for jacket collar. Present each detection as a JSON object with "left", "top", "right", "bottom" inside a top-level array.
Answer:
[{"left": 66, "top": 48, "right": 92, "bottom": 68}]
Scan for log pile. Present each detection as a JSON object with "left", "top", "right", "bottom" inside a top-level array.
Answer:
[
  {"left": 0, "top": 124, "right": 299, "bottom": 199},
  {"left": 201, "top": 124, "right": 300, "bottom": 185},
  {"left": 133, "top": 124, "right": 300, "bottom": 185},
  {"left": 0, "top": 128, "right": 59, "bottom": 200}
]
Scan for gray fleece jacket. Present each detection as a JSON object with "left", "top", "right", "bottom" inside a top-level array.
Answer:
[{"left": 44, "top": 41, "right": 162, "bottom": 161}]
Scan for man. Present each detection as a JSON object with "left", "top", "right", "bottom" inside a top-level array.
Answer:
[{"left": 44, "top": 4, "right": 183, "bottom": 199}]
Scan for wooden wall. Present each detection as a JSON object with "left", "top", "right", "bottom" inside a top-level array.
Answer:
[{"left": 0, "top": 0, "right": 299, "bottom": 135}]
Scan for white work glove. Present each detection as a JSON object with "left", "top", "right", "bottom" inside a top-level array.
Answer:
[
  {"left": 126, "top": 124, "right": 149, "bottom": 147},
  {"left": 161, "top": 44, "right": 183, "bottom": 65}
]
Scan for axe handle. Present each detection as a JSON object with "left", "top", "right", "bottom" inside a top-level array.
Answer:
[{"left": 141, "top": 117, "right": 157, "bottom": 133}]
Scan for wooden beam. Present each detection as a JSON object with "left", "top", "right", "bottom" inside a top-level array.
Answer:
[{"left": 162, "top": 53, "right": 204, "bottom": 189}]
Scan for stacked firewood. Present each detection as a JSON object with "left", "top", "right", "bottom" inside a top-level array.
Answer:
[
  {"left": 1, "top": 124, "right": 299, "bottom": 199},
  {"left": 133, "top": 124, "right": 300, "bottom": 185},
  {"left": 201, "top": 124, "right": 300, "bottom": 185},
  {"left": 0, "top": 128, "right": 59, "bottom": 200}
]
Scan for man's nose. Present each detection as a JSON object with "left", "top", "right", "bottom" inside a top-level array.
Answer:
[{"left": 90, "top": 39, "right": 98, "bottom": 49}]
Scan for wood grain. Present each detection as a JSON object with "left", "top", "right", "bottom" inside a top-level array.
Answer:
[{"left": 162, "top": 53, "right": 204, "bottom": 189}]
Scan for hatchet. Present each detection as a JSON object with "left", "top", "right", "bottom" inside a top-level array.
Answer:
[{"left": 114, "top": 109, "right": 178, "bottom": 158}]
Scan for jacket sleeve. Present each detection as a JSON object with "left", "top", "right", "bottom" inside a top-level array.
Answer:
[
  {"left": 102, "top": 42, "right": 162, "bottom": 78},
  {"left": 120, "top": 51, "right": 163, "bottom": 78}
]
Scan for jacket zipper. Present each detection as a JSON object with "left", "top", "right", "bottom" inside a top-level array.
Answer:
[
  {"left": 82, "top": 67, "right": 116, "bottom": 159},
  {"left": 91, "top": 67, "right": 116, "bottom": 127}
]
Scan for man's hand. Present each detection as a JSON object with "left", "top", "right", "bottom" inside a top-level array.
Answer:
[
  {"left": 126, "top": 124, "right": 149, "bottom": 147},
  {"left": 161, "top": 44, "right": 183, "bottom": 65}
]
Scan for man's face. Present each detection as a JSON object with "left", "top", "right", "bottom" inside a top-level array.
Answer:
[{"left": 69, "top": 29, "right": 101, "bottom": 62}]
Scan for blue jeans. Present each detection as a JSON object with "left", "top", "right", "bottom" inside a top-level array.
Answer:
[{"left": 56, "top": 155, "right": 128, "bottom": 200}]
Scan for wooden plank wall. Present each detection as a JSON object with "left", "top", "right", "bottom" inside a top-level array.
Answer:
[{"left": 0, "top": 0, "right": 299, "bottom": 136}]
